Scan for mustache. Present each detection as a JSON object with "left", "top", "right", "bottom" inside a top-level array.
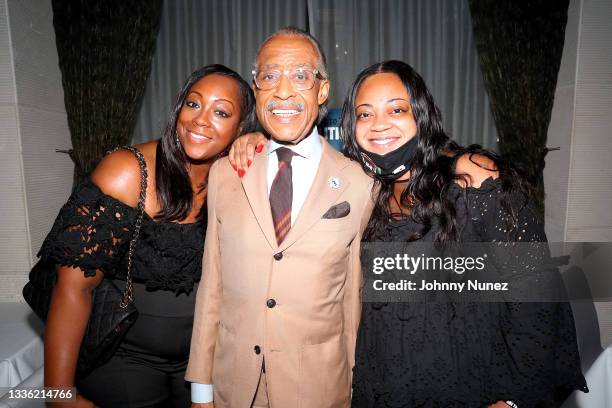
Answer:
[{"left": 266, "top": 100, "right": 304, "bottom": 111}]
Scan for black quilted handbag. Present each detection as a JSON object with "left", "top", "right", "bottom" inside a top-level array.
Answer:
[{"left": 23, "top": 146, "right": 147, "bottom": 378}]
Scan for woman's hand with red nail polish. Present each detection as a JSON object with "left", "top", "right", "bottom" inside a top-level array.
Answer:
[{"left": 228, "top": 131, "right": 268, "bottom": 176}]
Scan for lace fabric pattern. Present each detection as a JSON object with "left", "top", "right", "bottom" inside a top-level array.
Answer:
[
  {"left": 37, "top": 178, "right": 204, "bottom": 294},
  {"left": 352, "top": 178, "right": 588, "bottom": 408}
]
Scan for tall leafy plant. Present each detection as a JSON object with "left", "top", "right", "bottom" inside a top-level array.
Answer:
[
  {"left": 469, "top": 0, "right": 569, "bottom": 216},
  {"left": 52, "top": 0, "right": 163, "bottom": 185}
]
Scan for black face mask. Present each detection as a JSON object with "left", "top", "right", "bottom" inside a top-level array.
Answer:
[{"left": 358, "top": 136, "right": 418, "bottom": 182}]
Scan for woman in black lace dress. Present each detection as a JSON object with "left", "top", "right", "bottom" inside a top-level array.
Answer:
[
  {"left": 341, "top": 61, "right": 587, "bottom": 407},
  {"left": 39, "top": 64, "right": 255, "bottom": 407}
]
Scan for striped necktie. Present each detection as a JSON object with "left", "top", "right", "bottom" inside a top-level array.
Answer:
[{"left": 270, "top": 147, "right": 295, "bottom": 245}]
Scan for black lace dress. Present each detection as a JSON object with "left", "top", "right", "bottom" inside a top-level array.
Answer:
[
  {"left": 38, "top": 179, "right": 204, "bottom": 407},
  {"left": 352, "top": 178, "right": 588, "bottom": 408}
]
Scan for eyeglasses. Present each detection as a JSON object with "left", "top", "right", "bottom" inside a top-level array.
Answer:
[{"left": 252, "top": 67, "right": 323, "bottom": 91}]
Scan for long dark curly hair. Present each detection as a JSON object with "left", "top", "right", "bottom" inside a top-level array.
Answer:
[
  {"left": 155, "top": 64, "right": 257, "bottom": 222},
  {"left": 341, "top": 60, "right": 531, "bottom": 242}
]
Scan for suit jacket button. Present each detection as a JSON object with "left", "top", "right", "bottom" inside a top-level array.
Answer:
[
  {"left": 254, "top": 345, "right": 261, "bottom": 354},
  {"left": 273, "top": 252, "right": 283, "bottom": 260},
  {"left": 266, "top": 299, "right": 276, "bottom": 308}
]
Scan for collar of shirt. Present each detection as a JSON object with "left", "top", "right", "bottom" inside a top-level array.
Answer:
[
  {"left": 268, "top": 126, "right": 322, "bottom": 161},
  {"left": 266, "top": 126, "right": 323, "bottom": 225}
]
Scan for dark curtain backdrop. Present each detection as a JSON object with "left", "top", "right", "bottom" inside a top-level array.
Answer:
[
  {"left": 133, "top": 0, "right": 498, "bottom": 150},
  {"left": 52, "top": 0, "right": 569, "bottom": 204},
  {"left": 469, "top": 0, "right": 570, "bottom": 215},
  {"left": 52, "top": 0, "right": 163, "bottom": 186}
]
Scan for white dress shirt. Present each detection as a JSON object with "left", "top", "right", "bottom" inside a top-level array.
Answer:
[
  {"left": 267, "top": 127, "right": 323, "bottom": 225},
  {"left": 191, "top": 127, "right": 323, "bottom": 403}
]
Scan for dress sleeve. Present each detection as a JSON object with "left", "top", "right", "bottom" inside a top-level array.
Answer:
[
  {"left": 37, "top": 179, "right": 138, "bottom": 278},
  {"left": 468, "top": 178, "right": 588, "bottom": 406}
]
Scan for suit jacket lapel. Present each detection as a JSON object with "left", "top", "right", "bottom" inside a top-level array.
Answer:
[
  {"left": 279, "top": 140, "right": 350, "bottom": 252},
  {"left": 241, "top": 150, "right": 277, "bottom": 249}
]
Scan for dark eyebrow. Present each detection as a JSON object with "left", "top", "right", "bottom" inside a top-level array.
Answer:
[
  {"left": 215, "top": 98, "right": 236, "bottom": 108},
  {"left": 186, "top": 92, "right": 235, "bottom": 108},
  {"left": 355, "top": 98, "right": 410, "bottom": 109}
]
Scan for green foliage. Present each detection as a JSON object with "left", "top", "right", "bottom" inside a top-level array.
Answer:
[
  {"left": 52, "top": 0, "right": 163, "bottom": 186},
  {"left": 468, "top": 0, "right": 569, "bottom": 216}
]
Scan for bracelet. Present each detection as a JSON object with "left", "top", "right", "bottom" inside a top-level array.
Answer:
[{"left": 505, "top": 401, "right": 518, "bottom": 408}]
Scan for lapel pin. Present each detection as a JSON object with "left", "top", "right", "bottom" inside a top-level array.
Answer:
[{"left": 328, "top": 176, "right": 341, "bottom": 189}]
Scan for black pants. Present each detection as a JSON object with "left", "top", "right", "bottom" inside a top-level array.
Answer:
[
  {"left": 76, "top": 348, "right": 190, "bottom": 408},
  {"left": 77, "top": 283, "right": 195, "bottom": 407}
]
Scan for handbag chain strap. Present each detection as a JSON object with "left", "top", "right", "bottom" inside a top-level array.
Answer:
[{"left": 106, "top": 146, "right": 148, "bottom": 308}]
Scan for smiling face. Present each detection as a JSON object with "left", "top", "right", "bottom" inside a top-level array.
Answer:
[
  {"left": 176, "top": 74, "right": 243, "bottom": 161},
  {"left": 354, "top": 72, "right": 418, "bottom": 155},
  {"left": 254, "top": 35, "right": 330, "bottom": 144}
]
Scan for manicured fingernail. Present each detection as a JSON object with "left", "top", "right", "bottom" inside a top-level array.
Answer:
[
  {"left": 238, "top": 169, "right": 245, "bottom": 178},
  {"left": 256, "top": 144, "right": 264, "bottom": 153},
  {"left": 247, "top": 160, "right": 252, "bottom": 167},
  {"left": 231, "top": 163, "right": 237, "bottom": 171}
]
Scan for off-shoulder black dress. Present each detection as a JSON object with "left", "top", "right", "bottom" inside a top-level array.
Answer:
[
  {"left": 351, "top": 178, "right": 588, "bottom": 408},
  {"left": 38, "top": 179, "right": 204, "bottom": 407}
]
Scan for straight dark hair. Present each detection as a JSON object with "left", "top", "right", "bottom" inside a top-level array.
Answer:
[
  {"left": 341, "top": 60, "right": 531, "bottom": 242},
  {"left": 155, "top": 64, "right": 257, "bottom": 222}
]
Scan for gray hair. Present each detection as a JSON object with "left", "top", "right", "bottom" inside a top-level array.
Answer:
[
  {"left": 254, "top": 27, "right": 329, "bottom": 78},
  {"left": 254, "top": 27, "right": 330, "bottom": 123}
]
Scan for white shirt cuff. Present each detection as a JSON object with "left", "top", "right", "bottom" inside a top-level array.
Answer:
[{"left": 191, "top": 383, "right": 214, "bottom": 403}]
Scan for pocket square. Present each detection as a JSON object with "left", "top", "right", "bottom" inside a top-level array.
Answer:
[{"left": 322, "top": 201, "right": 350, "bottom": 219}]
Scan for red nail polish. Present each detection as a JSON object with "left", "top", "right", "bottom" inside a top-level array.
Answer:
[
  {"left": 247, "top": 160, "right": 252, "bottom": 167},
  {"left": 256, "top": 144, "right": 264, "bottom": 153},
  {"left": 231, "top": 163, "right": 237, "bottom": 171},
  {"left": 238, "top": 169, "right": 245, "bottom": 178}
]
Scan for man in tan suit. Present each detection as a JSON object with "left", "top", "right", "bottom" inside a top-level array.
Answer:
[{"left": 186, "top": 28, "right": 374, "bottom": 408}]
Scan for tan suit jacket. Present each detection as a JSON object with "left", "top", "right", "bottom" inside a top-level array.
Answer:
[{"left": 186, "top": 137, "right": 374, "bottom": 408}]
